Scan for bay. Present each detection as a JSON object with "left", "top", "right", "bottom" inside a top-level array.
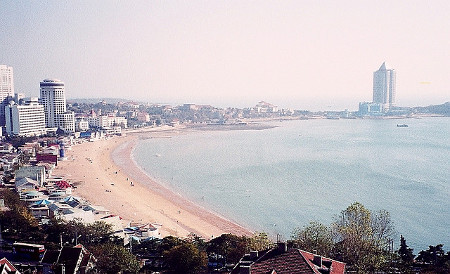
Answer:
[{"left": 133, "top": 117, "right": 450, "bottom": 251}]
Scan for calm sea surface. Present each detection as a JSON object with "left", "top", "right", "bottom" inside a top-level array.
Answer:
[{"left": 133, "top": 117, "right": 449, "bottom": 251}]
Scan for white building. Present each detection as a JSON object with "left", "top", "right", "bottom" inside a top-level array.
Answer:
[
  {"left": 110, "top": 116, "right": 127, "bottom": 128},
  {"left": 5, "top": 98, "right": 46, "bottom": 136},
  {"left": 0, "top": 65, "right": 14, "bottom": 127},
  {"left": 40, "top": 79, "right": 75, "bottom": 132},
  {"left": 87, "top": 115, "right": 127, "bottom": 129},
  {"left": 75, "top": 118, "right": 89, "bottom": 131},
  {"left": 58, "top": 111, "right": 75, "bottom": 133},
  {"left": 88, "top": 116, "right": 109, "bottom": 128},
  {"left": 373, "top": 62, "right": 396, "bottom": 111}
]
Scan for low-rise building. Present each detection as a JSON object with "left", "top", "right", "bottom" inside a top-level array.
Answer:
[
  {"left": 57, "top": 111, "right": 75, "bottom": 133},
  {"left": 15, "top": 166, "right": 46, "bottom": 186},
  {"left": 41, "top": 244, "right": 96, "bottom": 274},
  {"left": 75, "top": 118, "right": 89, "bottom": 132},
  {"left": 231, "top": 243, "right": 345, "bottom": 274}
]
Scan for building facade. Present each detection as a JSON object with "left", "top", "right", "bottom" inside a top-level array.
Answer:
[
  {"left": 75, "top": 118, "right": 89, "bottom": 131},
  {"left": 373, "top": 62, "right": 396, "bottom": 110},
  {"left": 58, "top": 111, "right": 75, "bottom": 133},
  {"left": 5, "top": 98, "right": 46, "bottom": 136},
  {"left": 40, "top": 79, "right": 75, "bottom": 133},
  {"left": 0, "top": 65, "right": 15, "bottom": 127},
  {"left": 40, "top": 79, "right": 66, "bottom": 127}
]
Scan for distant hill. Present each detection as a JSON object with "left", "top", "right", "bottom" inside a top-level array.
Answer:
[
  {"left": 413, "top": 102, "right": 450, "bottom": 116},
  {"left": 67, "top": 98, "right": 140, "bottom": 104}
]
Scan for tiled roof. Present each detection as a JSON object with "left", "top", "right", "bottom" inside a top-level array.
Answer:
[
  {"left": 41, "top": 250, "right": 60, "bottom": 264},
  {"left": 250, "top": 249, "right": 315, "bottom": 274},
  {"left": 57, "top": 246, "right": 82, "bottom": 274},
  {"left": 299, "top": 250, "right": 345, "bottom": 274},
  {"left": 0, "top": 257, "right": 19, "bottom": 273},
  {"left": 231, "top": 248, "right": 345, "bottom": 274}
]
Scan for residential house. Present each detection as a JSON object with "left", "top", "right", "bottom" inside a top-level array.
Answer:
[
  {"left": 15, "top": 166, "right": 46, "bottom": 186},
  {"left": 29, "top": 199, "right": 52, "bottom": 219},
  {"left": 231, "top": 243, "right": 346, "bottom": 274},
  {"left": 0, "top": 154, "right": 20, "bottom": 171},
  {"left": 14, "top": 177, "right": 39, "bottom": 196},
  {"left": 41, "top": 244, "right": 96, "bottom": 274},
  {"left": 48, "top": 203, "right": 95, "bottom": 223},
  {"left": 0, "top": 257, "right": 20, "bottom": 274}
]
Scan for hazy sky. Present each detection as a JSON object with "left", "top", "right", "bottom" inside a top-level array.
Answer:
[{"left": 1, "top": 1, "right": 449, "bottom": 110}]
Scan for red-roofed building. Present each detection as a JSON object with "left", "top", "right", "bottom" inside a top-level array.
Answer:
[
  {"left": 0, "top": 257, "right": 20, "bottom": 273},
  {"left": 231, "top": 243, "right": 345, "bottom": 274}
]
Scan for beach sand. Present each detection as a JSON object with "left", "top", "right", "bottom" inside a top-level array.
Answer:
[{"left": 53, "top": 127, "right": 252, "bottom": 239}]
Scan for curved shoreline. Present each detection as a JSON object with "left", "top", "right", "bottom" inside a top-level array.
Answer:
[
  {"left": 115, "top": 133, "right": 253, "bottom": 237},
  {"left": 55, "top": 128, "right": 253, "bottom": 239}
]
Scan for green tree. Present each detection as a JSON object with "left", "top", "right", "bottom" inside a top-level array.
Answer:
[
  {"left": 249, "top": 232, "right": 273, "bottom": 251},
  {"left": 207, "top": 234, "right": 248, "bottom": 264},
  {"left": 93, "top": 243, "right": 141, "bottom": 274},
  {"left": 159, "top": 236, "right": 184, "bottom": 253},
  {"left": 0, "top": 189, "right": 43, "bottom": 242},
  {"left": 331, "top": 202, "right": 395, "bottom": 272},
  {"left": 42, "top": 219, "right": 114, "bottom": 249},
  {"left": 397, "top": 235, "right": 414, "bottom": 267},
  {"left": 291, "top": 221, "right": 333, "bottom": 256},
  {"left": 187, "top": 232, "right": 207, "bottom": 251},
  {"left": 416, "top": 244, "right": 450, "bottom": 272},
  {"left": 163, "top": 241, "right": 207, "bottom": 274}
]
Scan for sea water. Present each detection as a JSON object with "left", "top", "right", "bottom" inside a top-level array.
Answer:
[{"left": 133, "top": 117, "right": 450, "bottom": 251}]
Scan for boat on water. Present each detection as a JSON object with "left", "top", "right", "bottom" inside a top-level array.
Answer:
[{"left": 397, "top": 124, "right": 408, "bottom": 127}]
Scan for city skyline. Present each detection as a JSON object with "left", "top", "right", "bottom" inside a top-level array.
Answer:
[{"left": 1, "top": 1, "right": 449, "bottom": 111}]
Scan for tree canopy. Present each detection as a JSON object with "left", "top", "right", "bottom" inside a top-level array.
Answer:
[{"left": 332, "top": 202, "right": 396, "bottom": 272}]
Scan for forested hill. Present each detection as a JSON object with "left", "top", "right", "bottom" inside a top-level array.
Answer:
[{"left": 413, "top": 102, "right": 450, "bottom": 116}]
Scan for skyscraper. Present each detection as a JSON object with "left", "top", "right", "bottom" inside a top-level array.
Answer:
[
  {"left": 373, "top": 62, "right": 396, "bottom": 110},
  {"left": 0, "top": 65, "right": 15, "bottom": 127},
  {"left": 5, "top": 98, "right": 46, "bottom": 136},
  {"left": 40, "top": 79, "right": 74, "bottom": 132}
]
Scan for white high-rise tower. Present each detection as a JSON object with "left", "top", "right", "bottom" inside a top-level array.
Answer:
[
  {"left": 0, "top": 65, "right": 15, "bottom": 126},
  {"left": 373, "top": 62, "right": 396, "bottom": 110},
  {"left": 40, "top": 79, "right": 74, "bottom": 132}
]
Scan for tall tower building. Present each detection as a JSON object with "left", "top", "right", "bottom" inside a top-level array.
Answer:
[
  {"left": 373, "top": 62, "right": 396, "bottom": 110},
  {"left": 0, "top": 65, "right": 15, "bottom": 126},
  {"left": 40, "top": 79, "right": 74, "bottom": 132}
]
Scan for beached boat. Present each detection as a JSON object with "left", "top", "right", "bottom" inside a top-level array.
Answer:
[{"left": 397, "top": 124, "right": 408, "bottom": 127}]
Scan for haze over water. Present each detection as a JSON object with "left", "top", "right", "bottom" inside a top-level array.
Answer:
[{"left": 133, "top": 117, "right": 449, "bottom": 251}]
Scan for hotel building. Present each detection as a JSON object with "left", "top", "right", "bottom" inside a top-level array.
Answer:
[
  {"left": 5, "top": 98, "right": 46, "bottom": 136},
  {"left": 373, "top": 62, "right": 396, "bottom": 110},
  {"left": 0, "top": 65, "right": 15, "bottom": 127},
  {"left": 40, "top": 79, "right": 74, "bottom": 133}
]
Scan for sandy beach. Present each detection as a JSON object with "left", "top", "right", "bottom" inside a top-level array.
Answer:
[{"left": 53, "top": 127, "right": 253, "bottom": 239}]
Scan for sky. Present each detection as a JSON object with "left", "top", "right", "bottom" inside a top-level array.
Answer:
[{"left": 1, "top": 1, "right": 449, "bottom": 111}]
